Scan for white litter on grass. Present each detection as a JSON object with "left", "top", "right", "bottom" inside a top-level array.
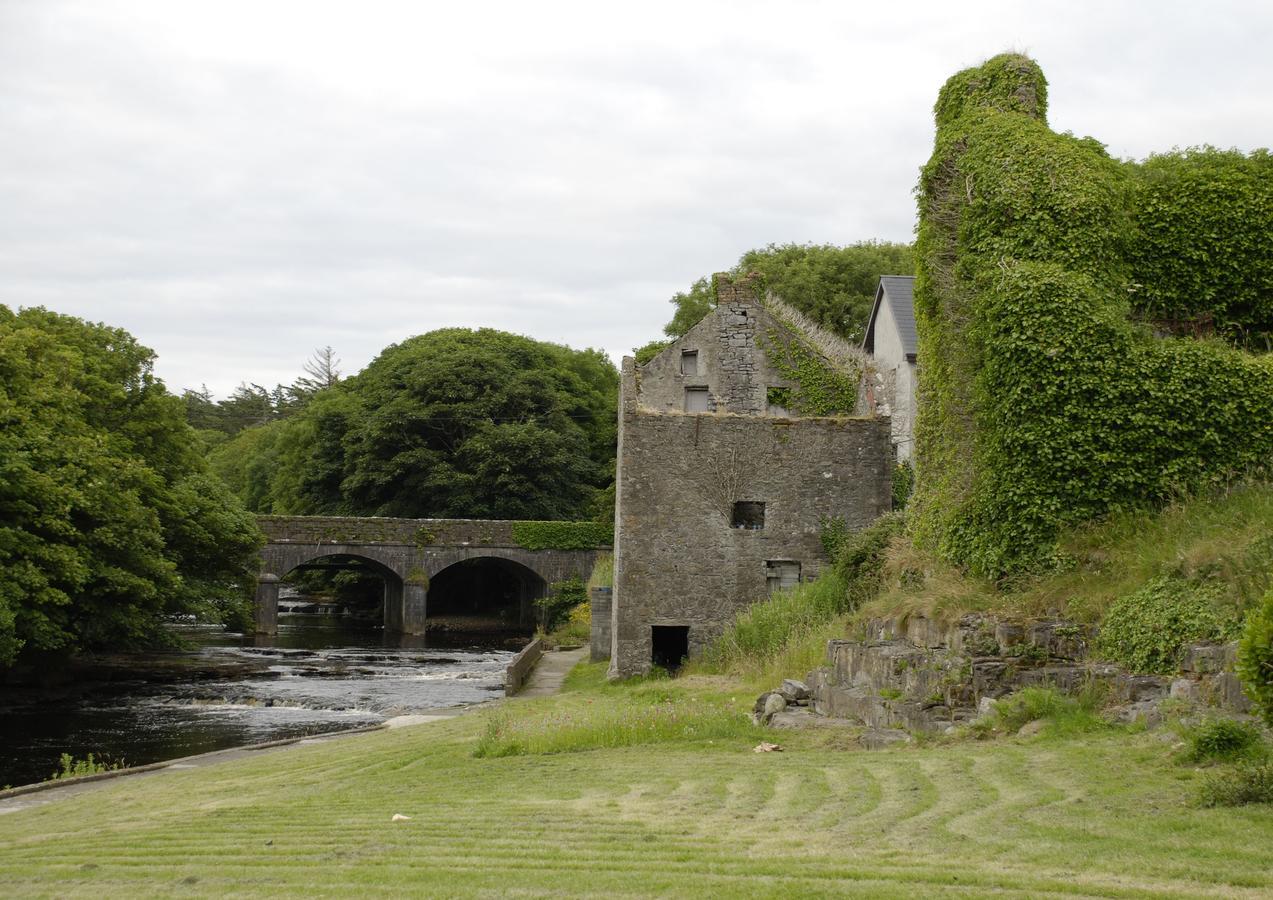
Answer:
[
  {"left": 753, "top": 742, "right": 784, "bottom": 753},
  {"left": 391, "top": 813, "right": 412, "bottom": 822}
]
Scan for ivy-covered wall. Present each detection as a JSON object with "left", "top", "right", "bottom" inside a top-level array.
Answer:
[{"left": 913, "top": 53, "right": 1273, "bottom": 576}]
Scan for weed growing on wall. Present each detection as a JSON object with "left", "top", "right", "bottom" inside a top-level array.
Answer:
[
  {"left": 510, "top": 520, "right": 613, "bottom": 551},
  {"left": 758, "top": 326, "right": 859, "bottom": 415}
]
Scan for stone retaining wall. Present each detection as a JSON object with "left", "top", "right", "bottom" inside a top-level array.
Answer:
[
  {"left": 590, "top": 587, "right": 612, "bottom": 662},
  {"left": 505, "top": 638, "right": 545, "bottom": 696},
  {"left": 807, "top": 613, "right": 1252, "bottom": 733}
]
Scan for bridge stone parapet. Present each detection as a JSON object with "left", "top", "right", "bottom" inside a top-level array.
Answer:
[
  {"left": 257, "top": 515, "right": 528, "bottom": 549},
  {"left": 254, "top": 515, "right": 608, "bottom": 636}
]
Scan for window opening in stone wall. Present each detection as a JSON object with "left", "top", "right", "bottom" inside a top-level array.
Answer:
[
  {"left": 765, "top": 560, "right": 801, "bottom": 595},
  {"left": 680, "top": 350, "right": 699, "bottom": 376},
  {"left": 766, "top": 386, "right": 792, "bottom": 417},
  {"left": 731, "top": 501, "right": 765, "bottom": 529},
  {"left": 684, "top": 386, "right": 710, "bottom": 413},
  {"left": 651, "top": 625, "right": 690, "bottom": 672}
]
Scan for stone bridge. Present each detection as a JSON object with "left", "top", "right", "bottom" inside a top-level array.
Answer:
[{"left": 254, "top": 516, "right": 608, "bottom": 635}]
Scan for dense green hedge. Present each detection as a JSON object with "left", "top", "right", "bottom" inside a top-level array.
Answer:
[
  {"left": 510, "top": 521, "right": 613, "bottom": 551},
  {"left": 1129, "top": 149, "right": 1273, "bottom": 347},
  {"left": 912, "top": 53, "right": 1273, "bottom": 576}
]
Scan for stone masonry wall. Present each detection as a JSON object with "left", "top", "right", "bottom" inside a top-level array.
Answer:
[
  {"left": 635, "top": 275, "right": 800, "bottom": 416},
  {"left": 609, "top": 384, "right": 892, "bottom": 677},
  {"left": 806, "top": 613, "right": 1253, "bottom": 733}
]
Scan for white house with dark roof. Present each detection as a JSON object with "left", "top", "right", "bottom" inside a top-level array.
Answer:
[{"left": 863, "top": 275, "right": 917, "bottom": 461}]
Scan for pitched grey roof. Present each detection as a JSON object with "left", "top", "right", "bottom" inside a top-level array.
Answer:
[{"left": 864, "top": 275, "right": 917, "bottom": 361}]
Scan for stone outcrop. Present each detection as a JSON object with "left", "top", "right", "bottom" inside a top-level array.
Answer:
[{"left": 804, "top": 614, "right": 1251, "bottom": 733}]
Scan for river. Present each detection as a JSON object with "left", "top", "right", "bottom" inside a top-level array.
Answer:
[{"left": 0, "top": 618, "right": 521, "bottom": 789}]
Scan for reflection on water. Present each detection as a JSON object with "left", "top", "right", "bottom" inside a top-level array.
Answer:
[{"left": 0, "top": 618, "right": 517, "bottom": 789}]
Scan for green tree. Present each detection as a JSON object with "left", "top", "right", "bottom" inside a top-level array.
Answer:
[
  {"left": 660, "top": 242, "right": 914, "bottom": 342},
  {"left": 0, "top": 307, "right": 262, "bottom": 665},
  {"left": 215, "top": 329, "right": 618, "bottom": 521}
]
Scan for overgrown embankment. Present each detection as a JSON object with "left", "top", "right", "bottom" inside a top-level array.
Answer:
[{"left": 702, "top": 484, "right": 1273, "bottom": 712}]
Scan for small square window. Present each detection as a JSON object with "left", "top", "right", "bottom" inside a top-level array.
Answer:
[
  {"left": 765, "top": 560, "right": 801, "bottom": 594},
  {"left": 731, "top": 501, "right": 765, "bottom": 530},
  {"left": 684, "top": 386, "right": 710, "bottom": 413},
  {"left": 680, "top": 350, "right": 699, "bottom": 376}
]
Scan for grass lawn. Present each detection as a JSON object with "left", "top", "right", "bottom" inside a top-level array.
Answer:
[{"left": 1, "top": 663, "right": 1271, "bottom": 898}]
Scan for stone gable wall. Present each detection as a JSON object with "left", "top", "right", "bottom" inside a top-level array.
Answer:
[{"left": 633, "top": 276, "right": 799, "bottom": 416}]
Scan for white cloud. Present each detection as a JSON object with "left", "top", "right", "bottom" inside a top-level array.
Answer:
[{"left": 2, "top": 0, "right": 1270, "bottom": 395}]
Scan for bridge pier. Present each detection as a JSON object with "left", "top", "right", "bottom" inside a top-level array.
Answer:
[
  {"left": 403, "top": 583, "right": 427, "bottom": 633},
  {"left": 254, "top": 574, "right": 280, "bottom": 636},
  {"left": 382, "top": 579, "right": 427, "bottom": 634}
]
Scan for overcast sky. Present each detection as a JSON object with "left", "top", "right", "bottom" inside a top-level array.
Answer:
[{"left": 3, "top": 1, "right": 1271, "bottom": 397}]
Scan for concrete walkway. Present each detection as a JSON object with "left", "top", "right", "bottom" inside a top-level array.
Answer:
[
  {"left": 0, "top": 649, "right": 589, "bottom": 816},
  {"left": 515, "top": 646, "right": 589, "bottom": 698}
]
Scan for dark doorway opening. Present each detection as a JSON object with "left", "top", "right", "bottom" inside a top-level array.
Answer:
[
  {"left": 428, "top": 557, "right": 544, "bottom": 633},
  {"left": 651, "top": 625, "right": 690, "bottom": 672}
]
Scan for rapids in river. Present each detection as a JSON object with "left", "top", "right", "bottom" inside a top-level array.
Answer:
[{"left": 0, "top": 618, "right": 520, "bottom": 789}]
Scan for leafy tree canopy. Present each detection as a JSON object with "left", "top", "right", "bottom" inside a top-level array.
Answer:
[
  {"left": 214, "top": 328, "right": 618, "bottom": 521},
  {"left": 656, "top": 242, "right": 914, "bottom": 346},
  {"left": 183, "top": 346, "right": 344, "bottom": 441},
  {"left": 0, "top": 306, "right": 262, "bottom": 665}
]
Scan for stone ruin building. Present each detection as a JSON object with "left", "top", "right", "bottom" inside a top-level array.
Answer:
[{"left": 606, "top": 273, "right": 893, "bottom": 678}]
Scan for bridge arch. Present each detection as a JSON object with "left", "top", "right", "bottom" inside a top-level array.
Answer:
[
  {"left": 426, "top": 556, "right": 547, "bottom": 632},
  {"left": 273, "top": 552, "right": 403, "bottom": 627}
]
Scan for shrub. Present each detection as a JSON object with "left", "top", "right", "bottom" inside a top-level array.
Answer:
[
  {"left": 1097, "top": 577, "right": 1237, "bottom": 674},
  {"left": 1198, "top": 760, "right": 1273, "bottom": 807},
  {"left": 835, "top": 511, "right": 906, "bottom": 586},
  {"left": 1237, "top": 589, "right": 1273, "bottom": 724},
  {"left": 892, "top": 461, "right": 915, "bottom": 511},
  {"left": 536, "top": 578, "right": 588, "bottom": 632},
  {"left": 1183, "top": 719, "right": 1265, "bottom": 763}
]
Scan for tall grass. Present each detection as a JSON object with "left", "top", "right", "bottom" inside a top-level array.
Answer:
[
  {"left": 699, "top": 573, "right": 852, "bottom": 686},
  {"left": 472, "top": 700, "right": 760, "bottom": 757},
  {"left": 862, "top": 481, "right": 1273, "bottom": 626},
  {"left": 586, "top": 551, "right": 613, "bottom": 591},
  {"left": 475, "top": 663, "right": 763, "bottom": 757}
]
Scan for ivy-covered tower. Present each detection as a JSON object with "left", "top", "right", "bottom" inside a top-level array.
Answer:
[
  {"left": 607, "top": 274, "right": 892, "bottom": 678},
  {"left": 911, "top": 53, "right": 1273, "bottom": 576}
]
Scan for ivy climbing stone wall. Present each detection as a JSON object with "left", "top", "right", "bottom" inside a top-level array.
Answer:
[{"left": 912, "top": 53, "right": 1273, "bottom": 577}]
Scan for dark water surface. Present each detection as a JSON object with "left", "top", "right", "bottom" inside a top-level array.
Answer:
[{"left": 0, "top": 619, "right": 517, "bottom": 789}]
